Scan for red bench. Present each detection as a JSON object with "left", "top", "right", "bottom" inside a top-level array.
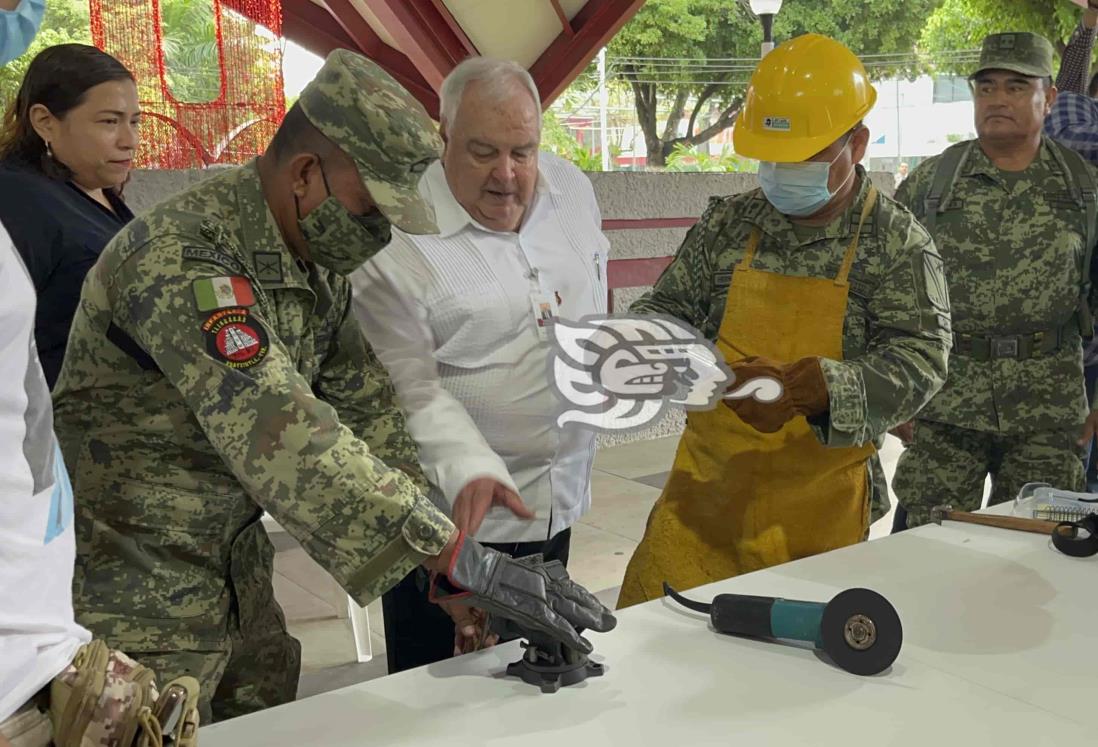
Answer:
[
  {"left": 601, "top": 217, "right": 697, "bottom": 312},
  {"left": 605, "top": 256, "right": 673, "bottom": 312}
]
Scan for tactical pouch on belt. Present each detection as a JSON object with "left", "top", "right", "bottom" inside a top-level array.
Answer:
[
  {"left": 1078, "top": 295, "right": 1095, "bottom": 339},
  {"left": 49, "top": 639, "right": 200, "bottom": 747}
]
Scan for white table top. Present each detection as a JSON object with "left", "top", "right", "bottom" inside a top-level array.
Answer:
[{"left": 203, "top": 515, "right": 1096, "bottom": 746}]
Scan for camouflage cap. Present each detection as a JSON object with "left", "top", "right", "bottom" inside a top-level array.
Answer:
[
  {"left": 298, "top": 49, "right": 442, "bottom": 234},
  {"left": 973, "top": 32, "right": 1054, "bottom": 79}
]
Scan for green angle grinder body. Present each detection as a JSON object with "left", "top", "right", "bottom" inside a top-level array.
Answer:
[{"left": 663, "top": 583, "right": 903, "bottom": 676}]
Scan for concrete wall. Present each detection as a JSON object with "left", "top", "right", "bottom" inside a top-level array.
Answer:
[
  {"left": 126, "top": 167, "right": 895, "bottom": 446},
  {"left": 126, "top": 167, "right": 227, "bottom": 214}
]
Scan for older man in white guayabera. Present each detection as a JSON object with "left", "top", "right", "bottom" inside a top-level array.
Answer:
[{"left": 350, "top": 56, "right": 611, "bottom": 673}]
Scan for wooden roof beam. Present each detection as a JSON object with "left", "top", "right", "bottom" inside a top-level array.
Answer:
[
  {"left": 359, "top": 0, "right": 478, "bottom": 92},
  {"left": 530, "top": 0, "right": 645, "bottom": 107},
  {"left": 325, "top": 0, "right": 441, "bottom": 116},
  {"left": 229, "top": 0, "right": 440, "bottom": 117}
]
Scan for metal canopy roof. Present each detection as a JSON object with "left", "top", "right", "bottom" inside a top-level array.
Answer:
[{"left": 228, "top": 0, "right": 645, "bottom": 118}]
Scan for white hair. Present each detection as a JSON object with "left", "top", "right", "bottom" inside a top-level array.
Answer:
[{"left": 439, "top": 57, "right": 542, "bottom": 135}]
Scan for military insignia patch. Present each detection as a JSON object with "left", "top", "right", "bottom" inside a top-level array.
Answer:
[
  {"left": 182, "top": 246, "right": 247, "bottom": 275},
  {"left": 254, "top": 252, "right": 284, "bottom": 283},
  {"left": 193, "top": 276, "right": 256, "bottom": 312},
  {"left": 203, "top": 308, "right": 270, "bottom": 369},
  {"left": 922, "top": 251, "right": 950, "bottom": 314}
]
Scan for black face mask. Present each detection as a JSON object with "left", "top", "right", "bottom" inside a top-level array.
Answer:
[{"left": 295, "top": 158, "right": 393, "bottom": 275}]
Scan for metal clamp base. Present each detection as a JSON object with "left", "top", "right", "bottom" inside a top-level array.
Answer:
[{"left": 504, "top": 639, "right": 605, "bottom": 694}]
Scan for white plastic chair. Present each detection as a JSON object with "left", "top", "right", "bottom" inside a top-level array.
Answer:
[{"left": 262, "top": 514, "right": 373, "bottom": 662}]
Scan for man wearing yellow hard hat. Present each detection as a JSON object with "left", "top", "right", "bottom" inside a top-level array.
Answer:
[{"left": 617, "top": 34, "right": 953, "bottom": 608}]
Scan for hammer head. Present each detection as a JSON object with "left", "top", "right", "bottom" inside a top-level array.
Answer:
[{"left": 929, "top": 504, "right": 954, "bottom": 524}]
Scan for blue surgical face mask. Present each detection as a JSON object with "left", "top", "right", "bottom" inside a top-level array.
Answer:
[
  {"left": 758, "top": 135, "right": 854, "bottom": 217},
  {"left": 0, "top": 0, "right": 45, "bottom": 67}
]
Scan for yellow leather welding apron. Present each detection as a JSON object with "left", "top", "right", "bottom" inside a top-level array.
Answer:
[{"left": 617, "top": 187, "right": 879, "bottom": 609}]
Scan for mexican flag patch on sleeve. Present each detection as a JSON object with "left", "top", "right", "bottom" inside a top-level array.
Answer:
[{"left": 193, "top": 276, "right": 256, "bottom": 312}]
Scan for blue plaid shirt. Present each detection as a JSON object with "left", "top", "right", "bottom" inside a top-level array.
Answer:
[
  {"left": 1045, "top": 21, "right": 1098, "bottom": 165},
  {"left": 1044, "top": 91, "right": 1098, "bottom": 165}
]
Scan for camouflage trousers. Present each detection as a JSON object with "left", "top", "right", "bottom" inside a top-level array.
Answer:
[
  {"left": 132, "top": 614, "right": 301, "bottom": 726},
  {"left": 892, "top": 419, "right": 1085, "bottom": 528},
  {"left": 76, "top": 512, "right": 301, "bottom": 725}
]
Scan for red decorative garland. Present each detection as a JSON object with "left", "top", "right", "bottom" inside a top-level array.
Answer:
[{"left": 90, "top": 0, "right": 285, "bottom": 169}]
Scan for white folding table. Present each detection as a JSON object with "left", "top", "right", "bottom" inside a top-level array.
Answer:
[{"left": 207, "top": 508, "right": 1095, "bottom": 745}]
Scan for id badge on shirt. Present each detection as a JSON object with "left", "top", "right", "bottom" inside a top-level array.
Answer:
[{"left": 530, "top": 291, "right": 560, "bottom": 342}]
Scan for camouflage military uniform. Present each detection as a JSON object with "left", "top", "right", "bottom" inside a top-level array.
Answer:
[
  {"left": 893, "top": 137, "right": 1095, "bottom": 525},
  {"left": 51, "top": 53, "right": 455, "bottom": 723},
  {"left": 632, "top": 169, "right": 952, "bottom": 520}
]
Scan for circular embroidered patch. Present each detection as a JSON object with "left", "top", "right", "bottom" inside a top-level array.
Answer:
[{"left": 202, "top": 308, "right": 270, "bottom": 369}]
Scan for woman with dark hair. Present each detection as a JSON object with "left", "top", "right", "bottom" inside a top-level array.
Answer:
[{"left": 0, "top": 43, "right": 140, "bottom": 388}]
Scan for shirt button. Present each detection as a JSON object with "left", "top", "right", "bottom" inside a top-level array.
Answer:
[{"left": 419, "top": 525, "right": 434, "bottom": 539}]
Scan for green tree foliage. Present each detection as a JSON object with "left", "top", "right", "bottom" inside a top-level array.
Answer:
[
  {"left": 609, "top": 0, "right": 939, "bottom": 166},
  {"left": 664, "top": 142, "right": 757, "bottom": 172},
  {"left": 160, "top": 0, "right": 220, "bottom": 103},
  {"left": 0, "top": 0, "right": 91, "bottom": 109},
  {"left": 541, "top": 109, "right": 587, "bottom": 159},
  {"left": 921, "top": 0, "right": 1084, "bottom": 66},
  {"left": 541, "top": 109, "right": 614, "bottom": 171},
  {"left": 0, "top": 0, "right": 255, "bottom": 112}
]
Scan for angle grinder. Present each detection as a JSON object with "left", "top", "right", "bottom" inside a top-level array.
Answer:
[{"left": 664, "top": 582, "right": 903, "bottom": 676}]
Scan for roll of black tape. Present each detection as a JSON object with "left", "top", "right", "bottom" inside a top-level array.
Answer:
[{"left": 1051, "top": 514, "right": 1098, "bottom": 558}]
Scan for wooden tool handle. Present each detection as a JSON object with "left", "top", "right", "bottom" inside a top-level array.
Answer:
[{"left": 942, "top": 510, "right": 1060, "bottom": 535}]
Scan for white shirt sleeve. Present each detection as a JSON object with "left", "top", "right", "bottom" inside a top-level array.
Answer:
[{"left": 349, "top": 245, "right": 519, "bottom": 507}]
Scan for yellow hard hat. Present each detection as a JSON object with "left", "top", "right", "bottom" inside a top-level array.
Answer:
[{"left": 733, "top": 33, "right": 877, "bottom": 163}]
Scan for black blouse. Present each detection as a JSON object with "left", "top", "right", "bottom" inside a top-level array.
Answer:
[{"left": 0, "top": 163, "right": 134, "bottom": 388}]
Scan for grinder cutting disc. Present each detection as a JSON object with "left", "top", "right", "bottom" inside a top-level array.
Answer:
[{"left": 819, "top": 588, "right": 902, "bottom": 676}]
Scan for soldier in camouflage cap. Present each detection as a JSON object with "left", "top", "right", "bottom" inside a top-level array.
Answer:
[
  {"left": 977, "top": 31, "right": 1055, "bottom": 79},
  {"left": 891, "top": 31, "right": 1098, "bottom": 530},
  {"left": 297, "top": 48, "right": 439, "bottom": 237},
  {"left": 52, "top": 49, "right": 614, "bottom": 723}
]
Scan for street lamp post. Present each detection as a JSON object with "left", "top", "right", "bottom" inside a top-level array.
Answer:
[{"left": 749, "top": 0, "right": 783, "bottom": 57}]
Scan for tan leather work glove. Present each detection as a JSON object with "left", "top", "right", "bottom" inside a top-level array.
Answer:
[{"left": 723, "top": 356, "right": 829, "bottom": 433}]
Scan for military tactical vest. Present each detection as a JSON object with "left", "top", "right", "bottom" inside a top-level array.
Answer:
[{"left": 921, "top": 139, "right": 1098, "bottom": 337}]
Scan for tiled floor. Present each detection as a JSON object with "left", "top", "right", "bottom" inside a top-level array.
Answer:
[{"left": 277, "top": 433, "right": 914, "bottom": 699}]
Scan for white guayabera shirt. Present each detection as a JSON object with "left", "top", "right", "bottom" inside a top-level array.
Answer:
[{"left": 351, "top": 153, "right": 609, "bottom": 543}]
